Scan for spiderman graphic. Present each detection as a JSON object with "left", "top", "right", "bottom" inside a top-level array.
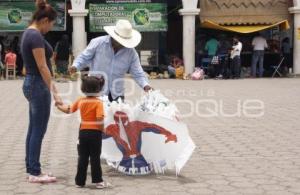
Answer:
[{"left": 103, "top": 111, "right": 177, "bottom": 175}]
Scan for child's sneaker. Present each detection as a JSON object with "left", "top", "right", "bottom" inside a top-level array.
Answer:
[
  {"left": 95, "top": 181, "right": 113, "bottom": 189},
  {"left": 28, "top": 174, "right": 57, "bottom": 183}
]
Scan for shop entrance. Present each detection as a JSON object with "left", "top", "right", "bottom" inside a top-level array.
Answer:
[{"left": 196, "top": 26, "right": 293, "bottom": 78}]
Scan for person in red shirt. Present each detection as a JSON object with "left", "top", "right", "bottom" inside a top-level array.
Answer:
[
  {"left": 56, "top": 75, "right": 111, "bottom": 189},
  {"left": 4, "top": 48, "right": 17, "bottom": 68}
]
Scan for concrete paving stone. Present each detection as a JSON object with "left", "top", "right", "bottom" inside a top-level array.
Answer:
[
  {"left": 187, "top": 187, "right": 214, "bottom": 195},
  {"left": 0, "top": 192, "right": 14, "bottom": 195},
  {"left": 230, "top": 181, "right": 257, "bottom": 188},
  {"left": 0, "top": 184, "right": 16, "bottom": 191},
  {"left": 160, "top": 185, "right": 186, "bottom": 192},
  {"left": 215, "top": 192, "right": 241, "bottom": 195},
  {"left": 208, "top": 184, "right": 236, "bottom": 192},
  {"left": 63, "top": 186, "right": 91, "bottom": 194},
  {"left": 14, "top": 186, "right": 42, "bottom": 194},
  {"left": 40, "top": 184, "right": 66, "bottom": 190},
  {"left": 265, "top": 191, "right": 294, "bottom": 195},
  {"left": 288, "top": 187, "right": 300, "bottom": 194},
  {"left": 226, "top": 176, "right": 251, "bottom": 182},
  {"left": 89, "top": 190, "right": 120, "bottom": 195},
  {"left": 280, "top": 181, "right": 300, "bottom": 188},
  {"left": 272, "top": 175, "right": 299, "bottom": 182},
  {"left": 206, "top": 179, "right": 230, "bottom": 185},
  {"left": 183, "top": 182, "right": 208, "bottom": 189},
  {"left": 236, "top": 187, "right": 265, "bottom": 194},
  {"left": 252, "top": 178, "right": 279, "bottom": 185},
  {"left": 38, "top": 190, "right": 66, "bottom": 195},
  {"left": 221, "top": 171, "right": 245, "bottom": 177},
  {"left": 259, "top": 184, "right": 287, "bottom": 191}
]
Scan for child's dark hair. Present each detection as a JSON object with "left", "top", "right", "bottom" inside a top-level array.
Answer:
[
  {"left": 31, "top": 0, "right": 57, "bottom": 23},
  {"left": 81, "top": 75, "right": 105, "bottom": 95}
]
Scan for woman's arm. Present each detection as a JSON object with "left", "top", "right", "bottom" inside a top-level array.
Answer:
[{"left": 32, "top": 48, "right": 62, "bottom": 104}]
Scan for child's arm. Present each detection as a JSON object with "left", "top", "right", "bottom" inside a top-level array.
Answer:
[{"left": 56, "top": 104, "right": 71, "bottom": 114}]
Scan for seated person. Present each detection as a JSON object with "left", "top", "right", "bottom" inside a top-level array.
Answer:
[
  {"left": 168, "top": 55, "right": 183, "bottom": 78},
  {"left": 4, "top": 48, "right": 17, "bottom": 67}
]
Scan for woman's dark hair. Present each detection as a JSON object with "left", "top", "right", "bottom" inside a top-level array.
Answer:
[
  {"left": 32, "top": 0, "right": 57, "bottom": 23},
  {"left": 81, "top": 75, "right": 105, "bottom": 95}
]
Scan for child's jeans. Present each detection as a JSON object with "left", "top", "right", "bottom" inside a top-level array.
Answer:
[
  {"left": 75, "top": 130, "right": 103, "bottom": 186},
  {"left": 22, "top": 75, "right": 51, "bottom": 176}
]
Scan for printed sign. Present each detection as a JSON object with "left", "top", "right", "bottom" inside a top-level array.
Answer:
[
  {"left": 89, "top": 3, "right": 167, "bottom": 32},
  {"left": 0, "top": 0, "right": 66, "bottom": 31}
]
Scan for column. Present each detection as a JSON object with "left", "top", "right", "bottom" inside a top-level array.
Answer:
[
  {"left": 179, "top": 0, "right": 200, "bottom": 75},
  {"left": 69, "top": 0, "right": 88, "bottom": 58},
  {"left": 289, "top": 6, "right": 300, "bottom": 75}
]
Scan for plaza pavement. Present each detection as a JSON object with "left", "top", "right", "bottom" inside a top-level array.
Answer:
[{"left": 0, "top": 78, "right": 300, "bottom": 195}]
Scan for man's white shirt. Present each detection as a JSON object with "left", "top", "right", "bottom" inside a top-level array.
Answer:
[
  {"left": 252, "top": 36, "right": 268, "bottom": 51},
  {"left": 231, "top": 42, "right": 242, "bottom": 59}
]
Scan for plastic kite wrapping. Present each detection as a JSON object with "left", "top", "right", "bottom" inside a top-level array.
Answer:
[{"left": 100, "top": 91, "right": 196, "bottom": 175}]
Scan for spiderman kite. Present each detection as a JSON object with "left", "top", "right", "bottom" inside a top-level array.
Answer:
[{"left": 103, "top": 111, "right": 177, "bottom": 175}]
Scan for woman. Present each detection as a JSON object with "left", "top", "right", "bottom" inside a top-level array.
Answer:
[{"left": 21, "top": 0, "right": 62, "bottom": 183}]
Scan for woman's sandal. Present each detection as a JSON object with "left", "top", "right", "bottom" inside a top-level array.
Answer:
[
  {"left": 28, "top": 175, "right": 57, "bottom": 183},
  {"left": 26, "top": 172, "right": 54, "bottom": 179}
]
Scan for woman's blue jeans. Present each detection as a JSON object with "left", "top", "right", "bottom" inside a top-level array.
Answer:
[{"left": 22, "top": 75, "right": 51, "bottom": 176}]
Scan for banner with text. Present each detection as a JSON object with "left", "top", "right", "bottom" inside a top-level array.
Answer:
[
  {"left": 89, "top": 3, "right": 167, "bottom": 32},
  {"left": 0, "top": 0, "right": 66, "bottom": 31}
]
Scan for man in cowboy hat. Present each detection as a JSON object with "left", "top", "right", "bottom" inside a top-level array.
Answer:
[{"left": 69, "top": 19, "right": 152, "bottom": 102}]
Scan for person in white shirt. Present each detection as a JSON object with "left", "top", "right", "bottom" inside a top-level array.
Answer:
[
  {"left": 230, "top": 37, "right": 242, "bottom": 79},
  {"left": 251, "top": 35, "right": 268, "bottom": 77}
]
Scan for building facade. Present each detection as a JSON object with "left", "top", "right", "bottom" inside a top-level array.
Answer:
[{"left": 67, "top": 0, "right": 300, "bottom": 75}]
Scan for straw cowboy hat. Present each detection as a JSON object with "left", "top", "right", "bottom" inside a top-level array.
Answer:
[{"left": 104, "top": 19, "right": 142, "bottom": 48}]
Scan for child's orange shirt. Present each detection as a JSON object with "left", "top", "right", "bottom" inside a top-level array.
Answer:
[{"left": 70, "top": 97, "right": 104, "bottom": 131}]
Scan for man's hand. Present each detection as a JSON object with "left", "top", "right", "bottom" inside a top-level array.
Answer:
[
  {"left": 144, "top": 85, "right": 153, "bottom": 92},
  {"left": 165, "top": 134, "right": 177, "bottom": 143},
  {"left": 68, "top": 66, "right": 77, "bottom": 74}
]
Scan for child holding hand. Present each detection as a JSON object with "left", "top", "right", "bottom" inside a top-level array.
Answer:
[{"left": 56, "top": 75, "right": 111, "bottom": 189}]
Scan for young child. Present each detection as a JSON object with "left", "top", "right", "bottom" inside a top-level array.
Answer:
[{"left": 56, "top": 75, "right": 111, "bottom": 189}]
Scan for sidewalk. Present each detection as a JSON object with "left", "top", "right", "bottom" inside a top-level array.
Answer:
[{"left": 0, "top": 78, "right": 300, "bottom": 195}]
